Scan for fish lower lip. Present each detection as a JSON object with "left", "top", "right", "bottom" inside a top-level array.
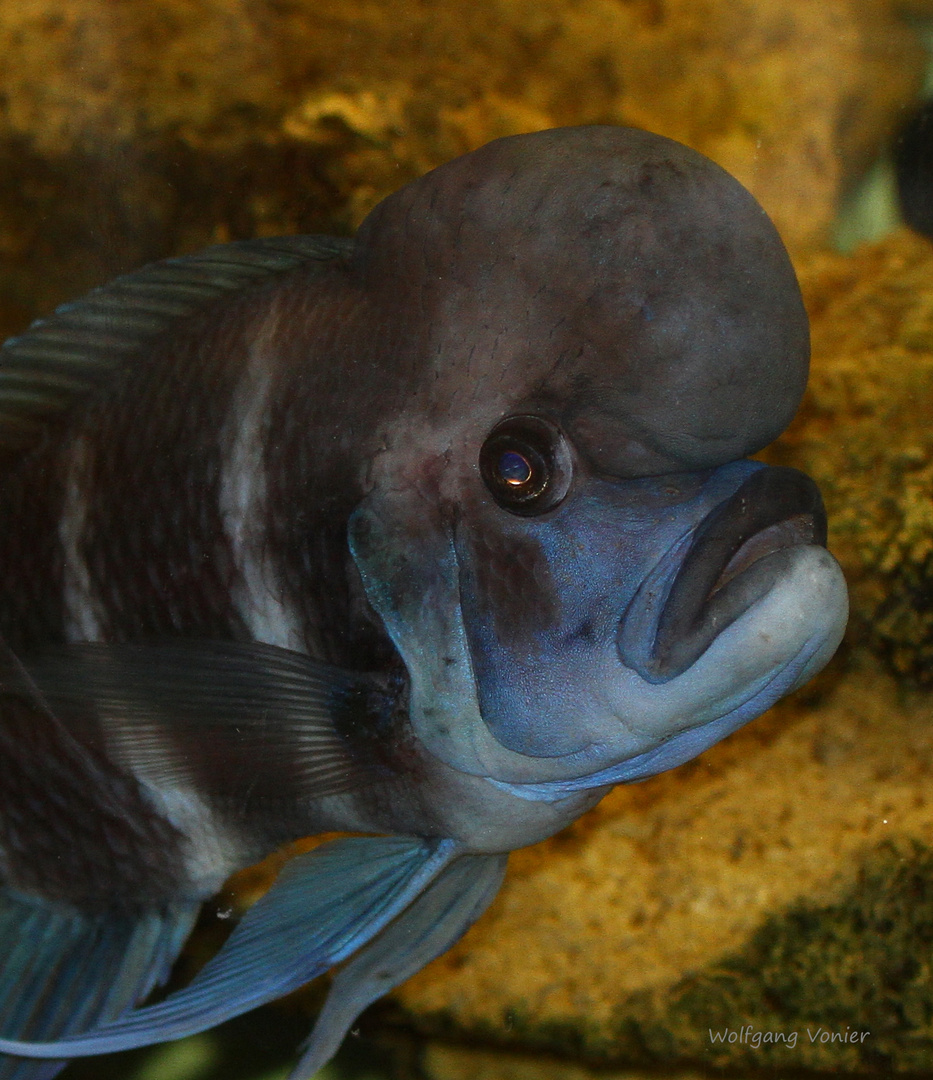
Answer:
[{"left": 620, "top": 466, "right": 827, "bottom": 683}]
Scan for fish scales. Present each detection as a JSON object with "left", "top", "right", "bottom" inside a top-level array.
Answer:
[
  {"left": 0, "top": 127, "right": 848, "bottom": 1079},
  {"left": 0, "top": 689, "right": 187, "bottom": 907},
  {"left": 0, "top": 264, "right": 381, "bottom": 881}
]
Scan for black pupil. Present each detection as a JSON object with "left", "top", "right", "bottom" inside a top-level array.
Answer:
[
  {"left": 479, "top": 415, "right": 570, "bottom": 516},
  {"left": 498, "top": 450, "right": 533, "bottom": 486}
]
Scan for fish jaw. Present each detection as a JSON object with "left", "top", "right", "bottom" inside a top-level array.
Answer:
[
  {"left": 350, "top": 459, "right": 848, "bottom": 791},
  {"left": 520, "top": 542, "right": 848, "bottom": 796}
]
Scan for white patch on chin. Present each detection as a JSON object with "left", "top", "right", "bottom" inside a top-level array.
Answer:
[
  {"left": 58, "top": 435, "right": 106, "bottom": 642},
  {"left": 219, "top": 306, "right": 307, "bottom": 652}
]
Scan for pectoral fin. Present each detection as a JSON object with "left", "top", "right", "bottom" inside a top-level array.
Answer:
[
  {"left": 292, "top": 851, "right": 507, "bottom": 1079},
  {"left": 24, "top": 639, "right": 392, "bottom": 798},
  {"left": 0, "top": 888, "right": 198, "bottom": 1080},
  {"left": 0, "top": 837, "right": 460, "bottom": 1060}
]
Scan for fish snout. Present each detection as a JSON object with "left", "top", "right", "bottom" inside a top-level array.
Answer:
[{"left": 617, "top": 466, "right": 832, "bottom": 683}]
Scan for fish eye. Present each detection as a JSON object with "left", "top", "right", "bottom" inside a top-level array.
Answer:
[{"left": 479, "top": 415, "right": 572, "bottom": 516}]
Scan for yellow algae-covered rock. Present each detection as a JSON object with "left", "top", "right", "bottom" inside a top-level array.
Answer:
[
  {"left": 0, "top": 0, "right": 923, "bottom": 330},
  {"left": 389, "top": 662, "right": 933, "bottom": 1074},
  {"left": 0, "top": 10, "right": 929, "bottom": 1080},
  {"left": 776, "top": 230, "right": 933, "bottom": 682}
]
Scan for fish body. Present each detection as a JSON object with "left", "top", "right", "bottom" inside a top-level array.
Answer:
[{"left": 0, "top": 126, "right": 847, "bottom": 1077}]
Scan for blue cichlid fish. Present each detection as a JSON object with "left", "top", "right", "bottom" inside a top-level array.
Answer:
[{"left": 0, "top": 126, "right": 847, "bottom": 1078}]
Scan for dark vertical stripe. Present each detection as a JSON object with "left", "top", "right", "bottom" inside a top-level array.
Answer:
[
  {"left": 76, "top": 300, "right": 256, "bottom": 643},
  {"left": 263, "top": 274, "right": 402, "bottom": 672},
  {"left": 0, "top": 438, "right": 68, "bottom": 653}
]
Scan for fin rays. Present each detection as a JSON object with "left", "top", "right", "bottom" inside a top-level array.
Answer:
[
  {"left": 0, "top": 236, "right": 352, "bottom": 455},
  {"left": 24, "top": 639, "right": 384, "bottom": 799},
  {"left": 0, "top": 837, "right": 464, "bottom": 1061},
  {"left": 293, "top": 851, "right": 508, "bottom": 1079},
  {"left": 0, "top": 889, "right": 198, "bottom": 1080}
]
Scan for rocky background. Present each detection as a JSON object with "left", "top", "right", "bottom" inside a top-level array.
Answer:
[
  {"left": 1, "top": 0, "right": 928, "bottom": 1077},
  {"left": 0, "top": 0, "right": 924, "bottom": 335}
]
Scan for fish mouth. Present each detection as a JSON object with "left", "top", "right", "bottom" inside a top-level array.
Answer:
[{"left": 618, "top": 466, "right": 827, "bottom": 683}]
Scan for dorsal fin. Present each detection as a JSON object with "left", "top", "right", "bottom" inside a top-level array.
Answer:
[{"left": 0, "top": 235, "right": 353, "bottom": 456}]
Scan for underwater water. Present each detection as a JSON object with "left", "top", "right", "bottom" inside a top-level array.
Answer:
[
  {"left": 2, "top": 3, "right": 933, "bottom": 1080},
  {"left": 61, "top": 1009, "right": 393, "bottom": 1080}
]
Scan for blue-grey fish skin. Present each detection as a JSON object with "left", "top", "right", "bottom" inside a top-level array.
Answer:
[{"left": 0, "top": 126, "right": 847, "bottom": 1077}]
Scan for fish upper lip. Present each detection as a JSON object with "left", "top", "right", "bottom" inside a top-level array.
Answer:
[{"left": 619, "top": 465, "right": 827, "bottom": 683}]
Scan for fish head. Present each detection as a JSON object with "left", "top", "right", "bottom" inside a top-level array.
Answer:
[{"left": 347, "top": 126, "right": 848, "bottom": 793}]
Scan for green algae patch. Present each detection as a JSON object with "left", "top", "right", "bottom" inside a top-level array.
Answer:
[
  {"left": 621, "top": 837, "right": 933, "bottom": 1072},
  {"left": 396, "top": 836, "right": 933, "bottom": 1074}
]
